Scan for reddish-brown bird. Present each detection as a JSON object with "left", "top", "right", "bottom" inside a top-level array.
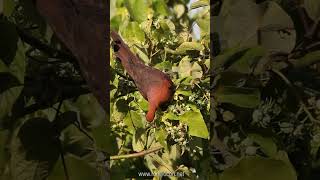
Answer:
[{"left": 111, "top": 31, "right": 175, "bottom": 122}]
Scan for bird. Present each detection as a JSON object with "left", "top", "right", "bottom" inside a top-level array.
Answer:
[{"left": 110, "top": 31, "right": 175, "bottom": 122}]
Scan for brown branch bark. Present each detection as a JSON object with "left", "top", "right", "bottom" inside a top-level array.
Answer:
[{"left": 35, "top": 0, "right": 109, "bottom": 113}]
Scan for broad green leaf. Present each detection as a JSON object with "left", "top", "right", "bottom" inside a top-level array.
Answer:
[
  {"left": 177, "top": 56, "right": 203, "bottom": 79},
  {"left": 62, "top": 125, "right": 94, "bottom": 158},
  {"left": 125, "top": 0, "right": 148, "bottom": 23},
  {"left": 218, "top": 0, "right": 260, "bottom": 48},
  {"left": 9, "top": 40, "right": 26, "bottom": 83},
  {"left": 73, "top": 94, "right": 106, "bottom": 128},
  {"left": 155, "top": 128, "right": 168, "bottom": 147},
  {"left": 248, "top": 134, "right": 277, "bottom": 157},
  {"left": 132, "top": 128, "right": 146, "bottom": 151},
  {"left": 121, "top": 21, "right": 145, "bottom": 44},
  {"left": 0, "top": 18, "right": 18, "bottom": 65},
  {"left": 174, "top": 4, "right": 185, "bottom": 18},
  {"left": 180, "top": 111, "right": 209, "bottom": 139},
  {"left": 228, "top": 46, "right": 266, "bottom": 74},
  {"left": 154, "top": 61, "right": 172, "bottom": 71},
  {"left": 167, "top": 42, "right": 204, "bottom": 55},
  {"left": 162, "top": 112, "right": 180, "bottom": 120},
  {"left": 134, "top": 46, "right": 150, "bottom": 63},
  {"left": 190, "top": 0, "right": 209, "bottom": 10},
  {"left": 175, "top": 89, "right": 193, "bottom": 96},
  {"left": 0, "top": 130, "right": 9, "bottom": 174},
  {"left": 153, "top": 0, "right": 169, "bottom": 16},
  {"left": 220, "top": 156, "right": 297, "bottom": 180},
  {"left": 0, "top": 59, "right": 9, "bottom": 72},
  {"left": 11, "top": 118, "right": 60, "bottom": 180},
  {"left": 212, "top": 46, "right": 248, "bottom": 70},
  {"left": 0, "top": 86, "right": 23, "bottom": 119},
  {"left": 48, "top": 155, "right": 100, "bottom": 180},
  {"left": 259, "top": 2, "right": 296, "bottom": 53},
  {"left": 110, "top": 0, "right": 117, "bottom": 18},
  {"left": 305, "top": 0, "right": 320, "bottom": 21},
  {"left": 215, "top": 86, "right": 261, "bottom": 108},
  {"left": 2, "top": 0, "right": 16, "bottom": 16},
  {"left": 160, "top": 19, "right": 175, "bottom": 32},
  {"left": 290, "top": 50, "right": 320, "bottom": 68},
  {"left": 197, "top": 16, "right": 210, "bottom": 36},
  {"left": 145, "top": 154, "right": 174, "bottom": 174},
  {"left": 124, "top": 111, "right": 145, "bottom": 134}
]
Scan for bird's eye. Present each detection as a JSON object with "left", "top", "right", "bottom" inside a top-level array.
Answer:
[
  {"left": 113, "top": 44, "right": 120, "bottom": 52},
  {"left": 115, "top": 40, "right": 121, "bottom": 44}
]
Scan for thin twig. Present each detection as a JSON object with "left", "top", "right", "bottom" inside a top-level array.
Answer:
[
  {"left": 271, "top": 68, "right": 319, "bottom": 124},
  {"left": 110, "top": 146, "right": 163, "bottom": 160}
]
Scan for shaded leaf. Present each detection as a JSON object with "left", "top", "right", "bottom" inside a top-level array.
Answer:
[
  {"left": 11, "top": 118, "right": 60, "bottom": 180},
  {"left": 215, "top": 86, "right": 261, "bottom": 108},
  {"left": 220, "top": 156, "right": 297, "bottom": 180},
  {"left": 0, "top": 18, "right": 18, "bottom": 65},
  {"left": 248, "top": 134, "right": 277, "bottom": 157}
]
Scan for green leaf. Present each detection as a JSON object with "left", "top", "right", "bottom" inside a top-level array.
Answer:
[
  {"left": 160, "top": 18, "right": 175, "bottom": 32},
  {"left": 9, "top": 40, "right": 26, "bottom": 83},
  {"left": 121, "top": 21, "right": 145, "bottom": 44},
  {"left": 217, "top": 0, "right": 260, "bottom": 48},
  {"left": 48, "top": 155, "right": 100, "bottom": 180},
  {"left": 167, "top": 42, "right": 204, "bottom": 55},
  {"left": 124, "top": 111, "right": 145, "bottom": 134},
  {"left": 190, "top": 0, "right": 209, "bottom": 10},
  {"left": 175, "top": 89, "right": 193, "bottom": 96},
  {"left": 0, "top": 130, "right": 9, "bottom": 174},
  {"left": 228, "top": 46, "right": 266, "bottom": 74},
  {"left": 180, "top": 111, "right": 209, "bottom": 139},
  {"left": 63, "top": 125, "right": 94, "bottom": 158},
  {"left": 72, "top": 94, "right": 106, "bottom": 128},
  {"left": 177, "top": 56, "right": 203, "bottom": 79},
  {"left": 248, "top": 134, "right": 277, "bottom": 158},
  {"left": 132, "top": 128, "right": 146, "bottom": 151},
  {"left": 220, "top": 156, "right": 297, "bottom": 180},
  {"left": 0, "top": 86, "right": 23, "bottom": 120},
  {"left": 154, "top": 61, "right": 172, "bottom": 71},
  {"left": 212, "top": 46, "right": 248, "bottom": 70},
  {"left": 305, "top": 0, "right": 320, "bottom": 21},
  {"left": 11, "top": 118, "right": 60, "bottom": 180},
  {"left": 2, "top": 0, "right": 16, "bottom": 16},
  {"left": 155, "top": 128, "right": 168, "bottom": 147},
  {"left": 215, "top": 86, "right": 261, "bottom": 108},
  {"left": 0, "top": 18, "right": 18, "bottom": 65},
  {"left": 162, "top": 112, "right": 180, "bottom": 120},
  {"left": 290, "top": 50, "right": 320, "bottom": 68},
  {"left": 259, "top": 2, "right": 296, "bottom": 53},
  {"left": 92, "top": 122, "right": 117, "bottom": 154},
  {"left": 125, "top": 0, "right": 148, "bottom": 23},
  {"left": 153, "top": 0, "right": 169, "bottom": 16},
  {"left": 174, "top": 4, "right": 185, "bottom": 18}
]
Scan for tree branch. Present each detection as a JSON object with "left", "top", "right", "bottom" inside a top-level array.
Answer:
[{"left": 110, "top": 146, "right": 163, "bottom": 160}]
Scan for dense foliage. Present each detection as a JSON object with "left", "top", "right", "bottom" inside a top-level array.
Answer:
[
  {"left": 0, "top": 1, "right": 108, "bottom": 180},
  {"left": 212, "top": 0, "right": 320, "bottom": 180},
  {"left": 109, "top": 0, "right": 211, "bottom": 179}
]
